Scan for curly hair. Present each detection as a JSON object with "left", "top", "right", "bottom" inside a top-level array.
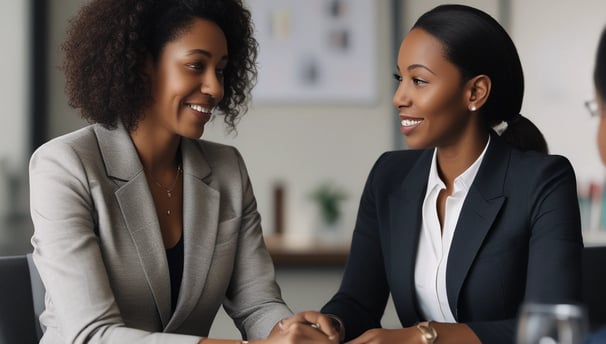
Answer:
[{"left": 62, "top": 0, "right": 258, "bottom": 132}]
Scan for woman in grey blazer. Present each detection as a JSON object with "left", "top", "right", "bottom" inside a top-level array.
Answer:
[{"left": 29, "top": 0, "right": 341, "bottom": 343}]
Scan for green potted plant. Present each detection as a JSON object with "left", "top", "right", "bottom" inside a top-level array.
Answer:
[{"left": 310, "top": 182, "right": 347, "bottom": 231}]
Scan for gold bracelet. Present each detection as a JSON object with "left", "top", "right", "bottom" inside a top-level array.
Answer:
[{"left": 416, "top": 321, "right": 438, "bottom": 344}]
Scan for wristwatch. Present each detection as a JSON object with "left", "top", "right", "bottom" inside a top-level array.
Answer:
[{"left": 416, "top": 321, "right": 438, "bottom": 344}]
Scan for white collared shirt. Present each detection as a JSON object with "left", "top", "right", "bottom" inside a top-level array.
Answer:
[{"left": 414, "top": 136, "right": 490, "bottom": 322}]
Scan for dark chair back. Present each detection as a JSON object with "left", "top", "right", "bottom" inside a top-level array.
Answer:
[
  {"left": 0, "top": 254, "right": 45, "bottom": 344},
  {"left": 582, "top": 246, "right": 606, "bottom": 332}
]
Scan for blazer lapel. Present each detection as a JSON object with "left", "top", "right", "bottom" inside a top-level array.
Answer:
[
  {"left": 94, "top": 124, "right": 172, "bottom": 327},
  {"left": 165, "top": 139, "right": 219, "bottom": 331},
  {"left": 446, "top": 133, "right": 509, "bottom": 319},
  {"left": 389, "top": 149, "right": 433, "bottom": 325}
]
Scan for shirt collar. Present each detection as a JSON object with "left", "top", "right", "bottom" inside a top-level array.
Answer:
[{"left": 426, "top": 135, "right": 491, "bottom": 194}]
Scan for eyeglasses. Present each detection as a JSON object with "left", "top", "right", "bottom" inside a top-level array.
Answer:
[{"left": 585, "top": 99, "right": 600, "bottom": 117}]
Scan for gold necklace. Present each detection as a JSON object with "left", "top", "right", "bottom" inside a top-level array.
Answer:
[{"left": 150, "top": 165, "right": 182, "bottom": 215}]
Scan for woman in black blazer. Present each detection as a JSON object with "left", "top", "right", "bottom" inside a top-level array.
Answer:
[{"left": 317, "top": 5, "right": 583, "bottom": 344}]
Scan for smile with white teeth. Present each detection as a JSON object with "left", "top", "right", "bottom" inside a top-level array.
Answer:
[
  {"left": 187, "top": 104, "right": 213, "bottom": 114},
  {"left": 401, "top": 118, "right": 423, "bottom": 127}
]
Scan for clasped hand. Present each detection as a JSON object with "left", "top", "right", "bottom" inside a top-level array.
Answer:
[
  {"left": 265, "top": 311, "right": 344, "bottom": 344},
  {"left": 265, "top": 313, "right": 425, "bottom": 344}
]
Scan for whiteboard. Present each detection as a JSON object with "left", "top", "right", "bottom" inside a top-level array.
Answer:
[{"left": 247, "top": 0, "right": 378, "bottom": 104}]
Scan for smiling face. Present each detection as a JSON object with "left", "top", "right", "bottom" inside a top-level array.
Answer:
[
  {"left": 144, "top": 18, "right": 228, "bottom": 139},
  {"left": 393, "top": 28, "right": 479, "bottom": 150}
]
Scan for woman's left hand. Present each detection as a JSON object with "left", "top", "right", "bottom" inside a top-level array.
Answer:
[{"left": 346, "top": 328, "right": 423, "bottom": 344}]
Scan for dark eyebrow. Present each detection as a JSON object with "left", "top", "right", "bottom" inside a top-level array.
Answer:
[
  {"left": 407, "top": 64, "right": 436, "bottom": 75},
  {"left": 186, "top": 49, "right": 228, "bottom": 62}
]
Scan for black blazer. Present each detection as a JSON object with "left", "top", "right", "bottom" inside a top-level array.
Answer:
[{"left": 322, "top": 133, "right": 583, "bottom": 343}]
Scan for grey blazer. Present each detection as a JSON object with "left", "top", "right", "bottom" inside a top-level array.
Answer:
[{"left": 29, "top": 124, "right": 292, "bottom": 343}]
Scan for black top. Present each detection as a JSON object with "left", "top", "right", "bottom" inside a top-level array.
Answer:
[{"left": 166, "top": 234, "right": 184, "bottom": 314}]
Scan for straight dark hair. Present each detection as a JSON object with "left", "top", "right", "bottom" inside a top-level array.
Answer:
[
  {"left": 595, "top": 26, "right": 606, "bottom": 100},
  {"left": 412, "top": 4, "right": 548, "bottom": 153}
]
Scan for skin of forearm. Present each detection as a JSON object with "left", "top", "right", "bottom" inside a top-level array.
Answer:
[{"left": 430, "top": 322, "right": 481, "bottom": 344}]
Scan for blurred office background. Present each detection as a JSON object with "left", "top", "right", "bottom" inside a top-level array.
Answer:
[{"left": 1, "top": 0, "right": 606, "bottom": 338}]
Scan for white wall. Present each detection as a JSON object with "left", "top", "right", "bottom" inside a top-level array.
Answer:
[
  {"left": 511, "top": 0, "right": 606, "bottom": 184},
  {"left": 203, "top": 1, "right": 395, "bottom": 242},
  {"left": 402, "top": 0, "right": 501, "bottom": 31},
  {"left": 47, "top": 0, "right": 87, "bottom": 138},
  {"left": 0, "top": 0, "right": 33, "bottom": 254},
  {"left": 0, "top": 0, "right": 30, "bottom": 215}
]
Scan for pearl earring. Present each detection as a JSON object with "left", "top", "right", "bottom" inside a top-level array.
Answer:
[{"left": 470, "top": 105, "right": 477, "bottom": 111}]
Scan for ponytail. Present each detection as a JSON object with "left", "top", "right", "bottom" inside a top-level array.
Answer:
[{"left": 497, "top": 114, "right": 548, "bottom": 153}]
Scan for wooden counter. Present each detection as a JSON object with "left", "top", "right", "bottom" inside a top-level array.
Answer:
[{"left": 263, "top": 235, "right": 350, "bottom": 267}]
